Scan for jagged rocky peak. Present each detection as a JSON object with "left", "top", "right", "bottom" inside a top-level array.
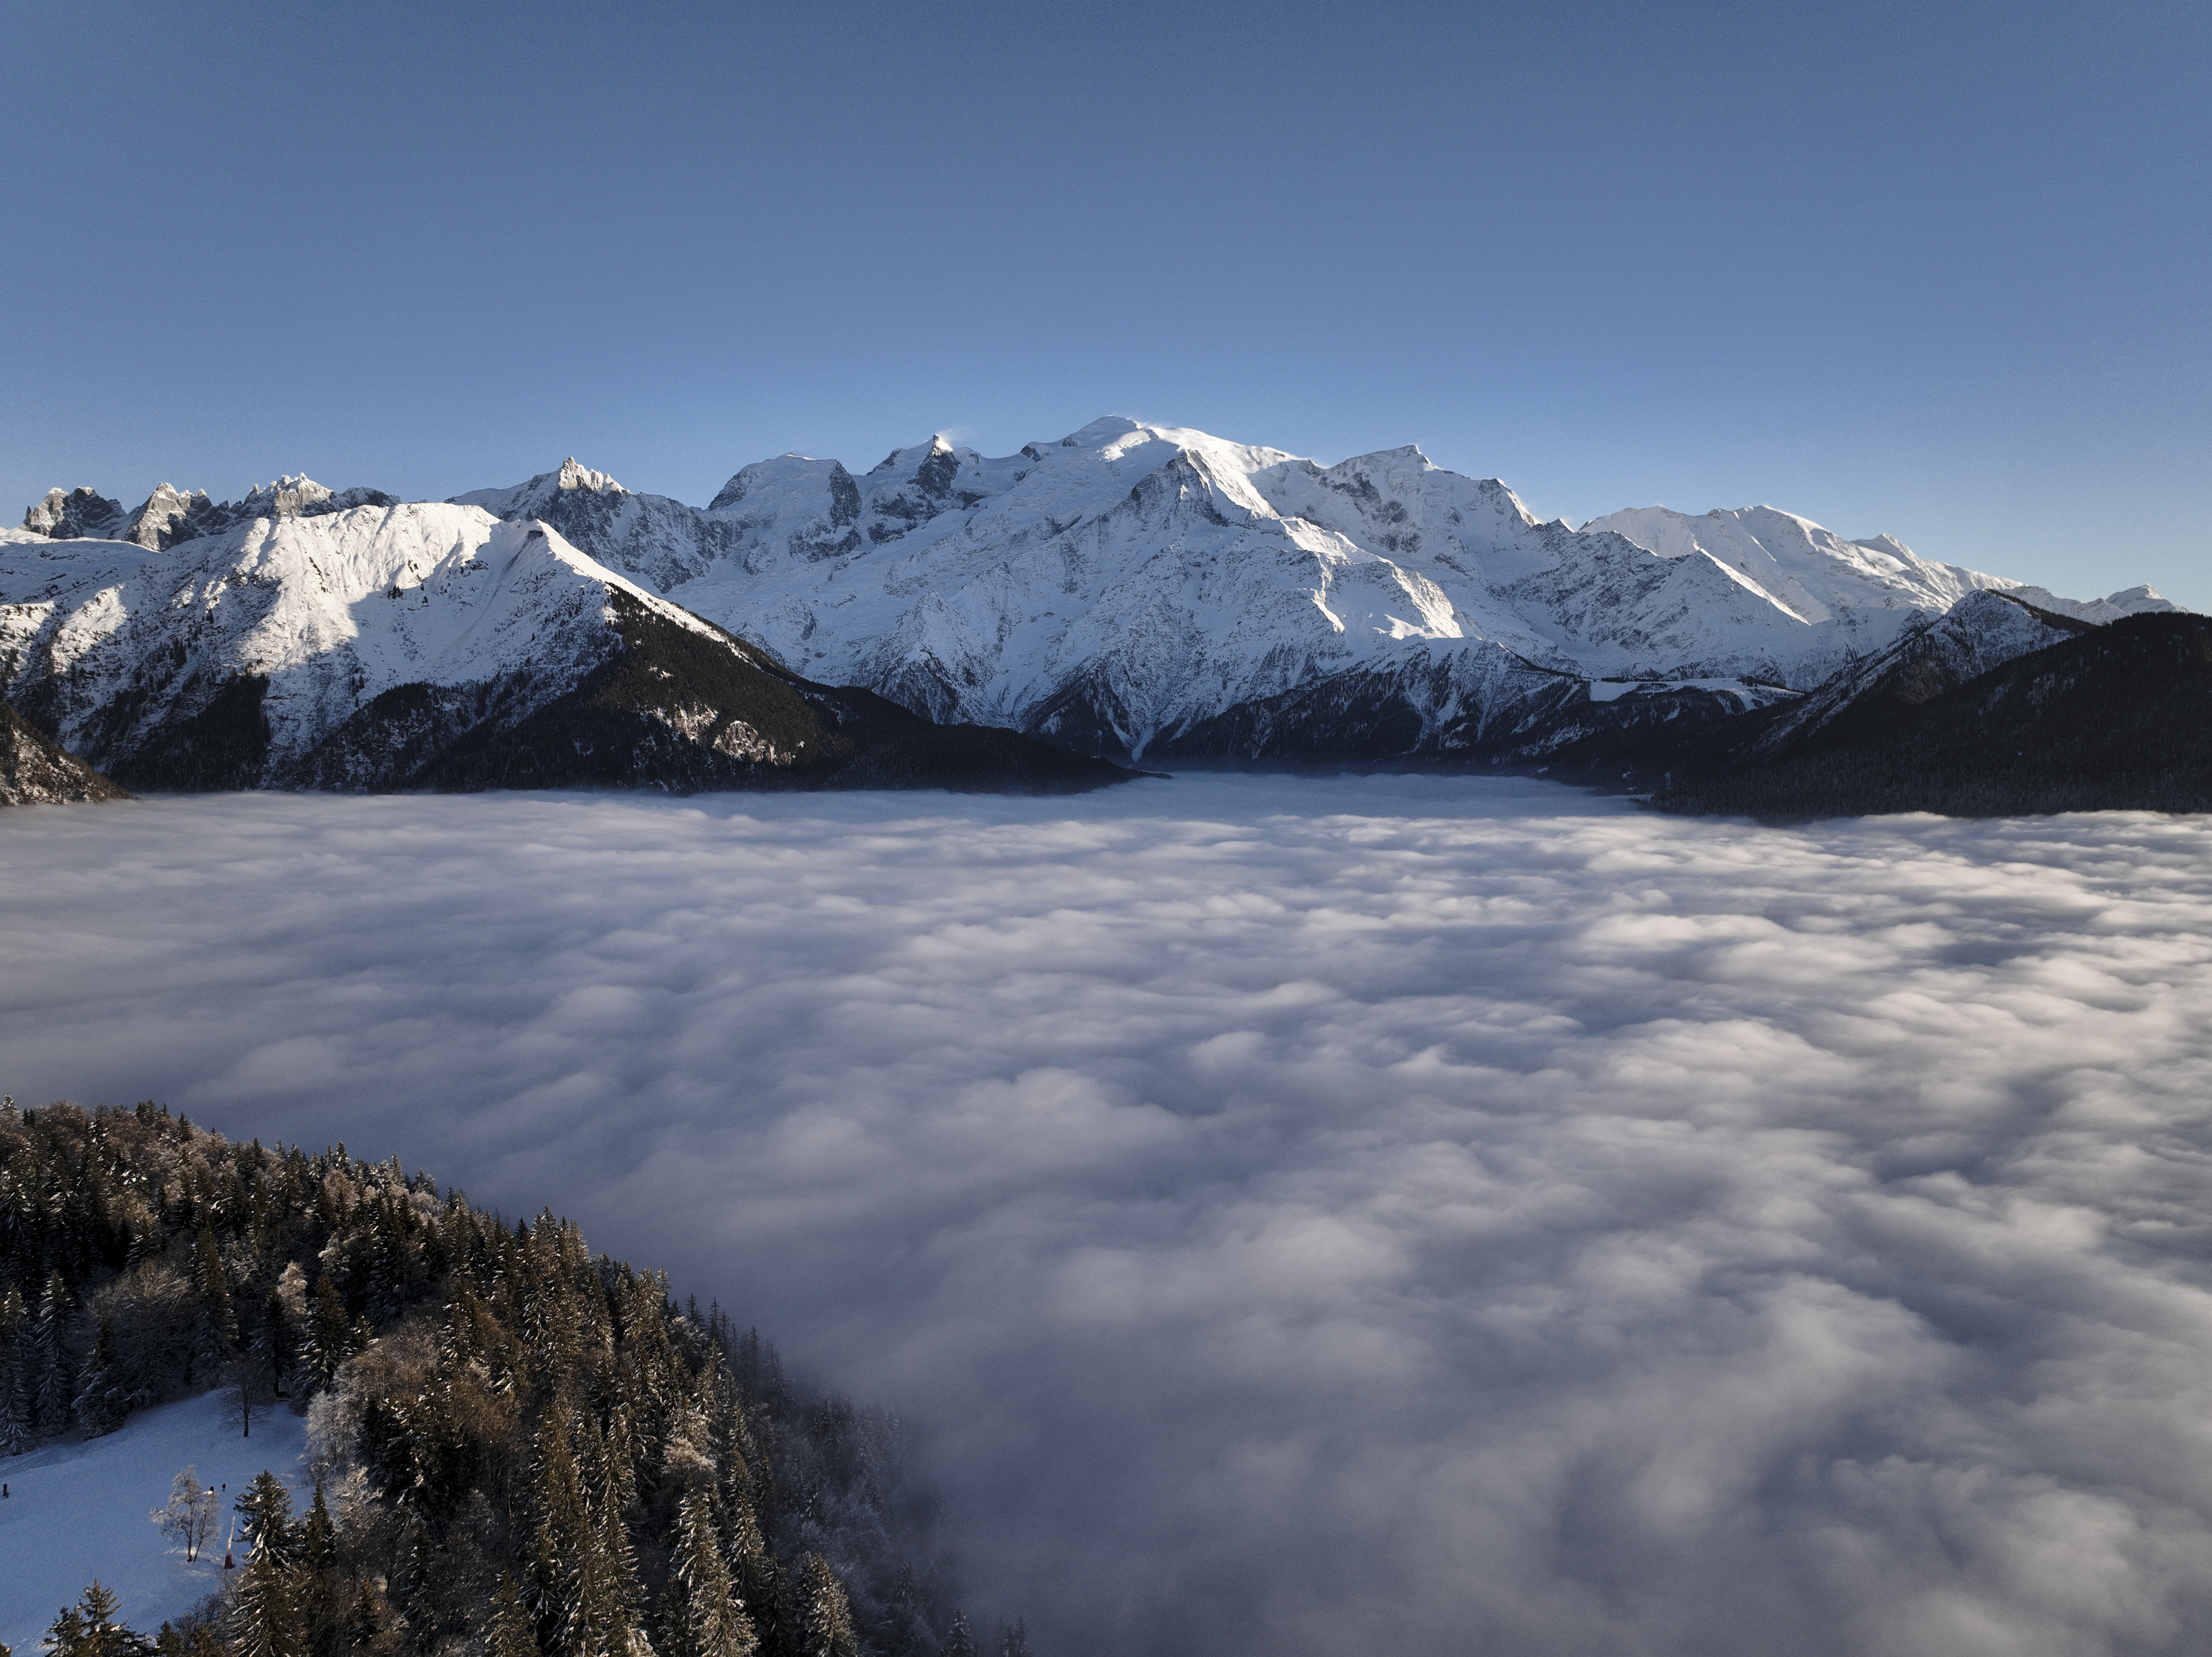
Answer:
[
  {"left": 553, "top": 456, "right": 624, "bottom": 495},
  {"left": 450, "top": 457, "right": 624, "bottom": 519},
  {"left": 125, "top": 482, "right": 222, "bottom": 550},
  {"left": 238, "top": 473, "right": 334, "bottom": 516},
  {"left": 26, "top": 475, "right": 400, "bottom": 552},
  {"left": 24, "top": 486, "right": 125, "bottom": 540}
]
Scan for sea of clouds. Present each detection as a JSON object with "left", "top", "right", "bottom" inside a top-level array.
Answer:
[{"left": 5, "top": 774, "right": 2212, "bottom": 1657}]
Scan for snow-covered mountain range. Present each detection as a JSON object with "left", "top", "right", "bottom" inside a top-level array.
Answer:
[
  {"left": 5, "top": 417, "right": 2181, "bottom": 792},
  {"left": 449, "top": 416, "right": 2177, "bottom": 765},
  {"left": 0, "top": 504, "right": 1126, "bottom": 793}
]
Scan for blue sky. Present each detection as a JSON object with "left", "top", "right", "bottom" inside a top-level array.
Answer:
[{"left": 4, "top": 0, "right": 2204, "bottom": 607}]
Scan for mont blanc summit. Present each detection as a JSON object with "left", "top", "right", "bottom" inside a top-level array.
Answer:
[{"left": 5, "top": 416, "right": 2184, "bottom": 802}]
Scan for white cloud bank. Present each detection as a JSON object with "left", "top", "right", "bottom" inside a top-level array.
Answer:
[{"left": 5, "top": 775, "right": 2212, "bottom": 1657}]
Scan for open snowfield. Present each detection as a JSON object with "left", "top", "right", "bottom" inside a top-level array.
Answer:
[
  {"left": 0, "top": 1390, "right": 308, "bottom": 1654},
  {"left": 5, "top": 775, "right": 2212, "bottom": 1657}
]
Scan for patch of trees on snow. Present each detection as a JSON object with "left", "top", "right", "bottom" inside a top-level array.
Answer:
[{"left": 0, "top": 1102, "right": 1031, "bottom": 1657}]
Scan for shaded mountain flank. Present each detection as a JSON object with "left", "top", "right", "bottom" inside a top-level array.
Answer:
[
  {"left": 0, "top": 701, "right": 127, "bottom": 805},
  {"left": 1651, "top": 610, "right": 2212, "bottom": 821}
]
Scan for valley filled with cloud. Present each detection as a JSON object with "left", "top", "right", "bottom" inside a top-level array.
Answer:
[{"left": 4, "top": 776, "right": 2211, "bottom": 1657}]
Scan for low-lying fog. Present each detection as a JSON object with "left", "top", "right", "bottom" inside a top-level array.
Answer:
[{"left": 5, "top": 775, "right": 2212, "bottom": 1657}]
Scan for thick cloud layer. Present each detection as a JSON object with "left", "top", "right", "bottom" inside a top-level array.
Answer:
[{"left": 5, "top": 777, "right": 2212, "bottom": 1656}]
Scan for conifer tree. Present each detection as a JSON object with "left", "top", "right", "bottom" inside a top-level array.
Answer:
[
  {"left": 794, "top": 1556, "right": 857, "bottom": 1657},
  {"left": 533, "top": 1414, "right": 604, "bottom": 1657},
  {"left": 253, "top": 1285, "right": 292, "bottom": 1399},
  {"left": 234, "top": 1470, "right": 298, "bottom": 1564},
  {"left": 35, "top": 1270, "right": 71, "bottom": 1436},
  {"left": 294, "top": 1481, "right": 337, "bottom": 1650},
  {"left": 0, "top": 1283, "right": 29, "bottom": 1454},
  {"left": 879, "top": 1567, "right": 930, "bottom": 1657},
  {"left": 722, "top": 1493, "right": 774, "bottom": 1650},
  {"left": 230, "top": 1540, "right": 300, "bottom": 1657},
  {"left": 45, "top": 1580, "right": 147, "bottom": 1657},
  {"left": 937, "top": 1612, "right": 977, "bottom": 1657},
  {"left": 190, "top": 1227, "right": 235, "bottom": 1385},
  {"left": 586, "top": 1465, "right": 651, "bottom": 1657},
  {"left": 302, "top": 1280, "right": 348, "bottom": 1398},
  {"left": 299, "top": 1483, "right": 334, "bottom": 1576},
  {"left": 345, "top": 1582, "right": 399, "bottom": 1657},
  {"left": 658, "top": 1492, "right": 756, "bottom": 1657},
  {"left": 488, "top": 1575, "right": 539, "bottom": 1657},
  {"left": 75, "top": 1316, "right": 125, "bottom": 1438}
]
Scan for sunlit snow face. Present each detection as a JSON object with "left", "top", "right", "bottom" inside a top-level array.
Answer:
[{"left": 5, "top": 778, "right": 2212, "bottom": 1657}]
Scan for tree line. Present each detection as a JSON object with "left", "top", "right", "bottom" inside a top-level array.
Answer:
[{"left": 1, "top": 1100, "right": 1034, "bottom": 1657}]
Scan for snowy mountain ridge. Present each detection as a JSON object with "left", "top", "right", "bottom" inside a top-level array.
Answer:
[
  {"left": 0, "top": 503, "right": 1127, "bottom": 793},
  {"left": 435, "top": 416, "right": 2177, "bottom": 761},
  {"left": 14, "top": 417, "right": 2180, "bottom": 777}
]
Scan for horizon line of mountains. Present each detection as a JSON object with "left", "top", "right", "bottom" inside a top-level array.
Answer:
[{"left": 3, "top": 416, "right": 2203, "bottom": 817}]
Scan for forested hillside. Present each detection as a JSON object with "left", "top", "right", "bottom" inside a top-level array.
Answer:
[{"left": 0, "top": 1101, "right": 1019, "bottom": 1657}]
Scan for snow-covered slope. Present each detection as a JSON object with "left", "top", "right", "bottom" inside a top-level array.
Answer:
[
  {"left": 0, "top": 504, "right": 682, "bottom": 778},
  {"left": 452, "top": 418, "right": 2175, "bottom": 763},
  {"left": 0, "top": 507, "right": 1128, "bottom": 794},
  {"left": 451, "top": 459, "right": 743, "bottom": 591},
  {"left": 0, "top": 1389, "right": 309, "bottom": 1656},
  {"left": 1587, "top": 504, "right": 2178, "bottom": 634},
  {"left": 1582, "top": 505, "right": 2006, "bottom": 625}
]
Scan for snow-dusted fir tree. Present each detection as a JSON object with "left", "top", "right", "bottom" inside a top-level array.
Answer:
[
  {"left": 797, "top": 1553, "right": 860, "bottom": 1657},
  {"left": 43, "top": 1580, "right": 147, "bottom": 1657},
  {"left": 34, "top": 1270, "right": 72, "bottom": 1436},
  {"left": 0, "top": 1283, "right": 31, "bottom": 1455},
  {"left": 230, "top": 1469, "right": 302, "bottom": 1657},
  {"left": 488, "top": 1573, "right": 541, "bottom": 1657},
  {"left": 189, "top": 1226, "right": 236, "bottom": 1387},
  {"left": 73, "top": 1316, "right": 126, "bottom": 1437},
  {"left": 657, "top": 1491, "right": 757, "bottom": 1657}
]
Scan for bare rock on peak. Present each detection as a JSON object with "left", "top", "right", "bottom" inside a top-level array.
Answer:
[
  {"left": 124, "top": 482, "right": 225, "bottom": 549},
  {"left": 24, "top": 487, "right": 125, "bottom": 541}
]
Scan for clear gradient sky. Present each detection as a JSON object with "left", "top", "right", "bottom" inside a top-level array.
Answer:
[{"left": 4, "top": 0, "right": 2205, "bottom": 608}]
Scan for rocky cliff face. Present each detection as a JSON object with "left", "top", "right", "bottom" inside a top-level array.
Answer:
[{"left": 23, "top": 475, "right": 401, "bottom": 552}]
